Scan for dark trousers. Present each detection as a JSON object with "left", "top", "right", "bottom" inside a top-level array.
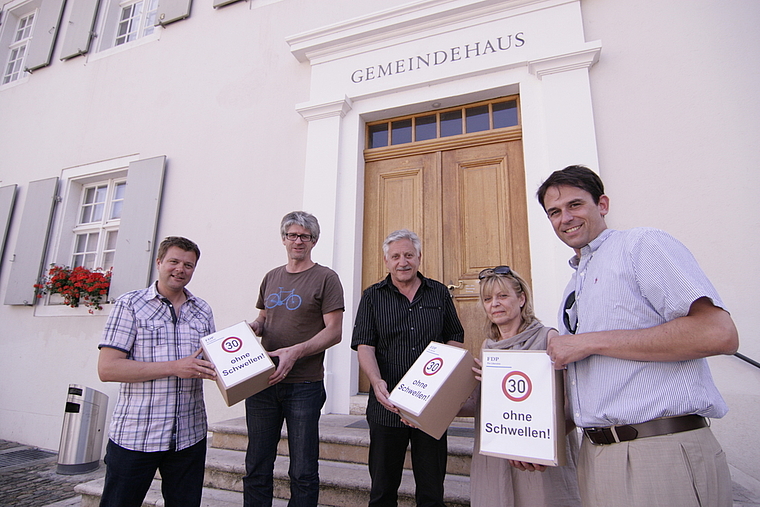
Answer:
[
  {"left": 99, "top": 438, "right": 207, "bottom": 507},
  {"left": 243, "top": 381, "right": 326, "bottom": 507},
  {"left": 367, "top": 421, "right": 448, "bottom": 507}
]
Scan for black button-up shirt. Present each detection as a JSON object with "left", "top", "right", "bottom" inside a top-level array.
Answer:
[{"left": 351, "top": 273, "right": 464, "bottom": 427}]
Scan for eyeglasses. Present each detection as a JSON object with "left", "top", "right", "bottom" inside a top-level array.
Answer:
[
  {"left": 563, "top": 291, "right": 577, "bottom": 334},
  {"left": 478, "top": 266, "right": 512, "bottom": 279},
  {"left": 284, "top": 233, "right": 314, "bottom": 242}
]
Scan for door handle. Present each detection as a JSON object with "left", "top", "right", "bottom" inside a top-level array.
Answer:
[{"left": 447, "top": 281, "right": 464, "bottom": 291}]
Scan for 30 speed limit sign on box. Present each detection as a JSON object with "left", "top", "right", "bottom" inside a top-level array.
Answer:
[
  {"left": 200, "top": 321, "right": 275, "bottom": 406},
  {"left": 479, "top": 350, "right": 566, "bottom": 466},
  {"left": 388, "top": 342, "right": 478, "bottom": 440}
]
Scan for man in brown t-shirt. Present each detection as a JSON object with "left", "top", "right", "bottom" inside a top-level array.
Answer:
[{"left": 243, "top": 211, "right": 345, "bottom": 507}]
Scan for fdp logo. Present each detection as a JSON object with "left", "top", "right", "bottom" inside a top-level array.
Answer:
[
  {"left": 221, "top": 336, "right": 243, "bottom": 353},
  {"left": 502, "top": 371, "right": 532, "bottom": 402},
  {"left": 423, "top": 357, "right": 444, "bottom": 376}
]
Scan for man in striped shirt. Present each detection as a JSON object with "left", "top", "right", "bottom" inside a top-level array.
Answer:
[
  {"left": 351, "top": 229, "right": 464, "bottom": 507},
  {"left": 537, "top": 166, "right": 738, "bottom": 507}
]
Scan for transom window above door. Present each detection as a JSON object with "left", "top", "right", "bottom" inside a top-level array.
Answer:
[{"left": 366, "top": 97, "right": 519, "bottom": 149}]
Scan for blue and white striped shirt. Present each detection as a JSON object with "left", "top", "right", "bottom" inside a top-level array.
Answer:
[
  {"left": 99, "top": 282, "right": 215, "bottom": 452},
  {"left": 559, "top": 228, "right": 729, "bottom": 427}
]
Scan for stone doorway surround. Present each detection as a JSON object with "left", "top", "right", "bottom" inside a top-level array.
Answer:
[{"left": 284, "top": 0, "right": 602, "bottom": 414}]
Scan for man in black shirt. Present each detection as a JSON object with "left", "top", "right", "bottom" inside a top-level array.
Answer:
[{"left": 351, "top": 229, "right": 464, "bottom": 507}]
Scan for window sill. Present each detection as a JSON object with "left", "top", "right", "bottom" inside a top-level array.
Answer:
[
  {"left": 89, "top": 30, "right": 162, "bottom": 63},
  {"left": 33, "top": 295, "right": 110, "bottom": 317},
  {"left": 0, "top": 74, "right": 30, "bottom": 91}
]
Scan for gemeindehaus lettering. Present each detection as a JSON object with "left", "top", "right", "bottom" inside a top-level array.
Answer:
[{"left": 350, "top": 31, "right": 526, "bottom": 83}]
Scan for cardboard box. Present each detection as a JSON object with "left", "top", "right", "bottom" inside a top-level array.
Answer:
[
  {"left": 479, "top": 349, "right": 566, "bottom": 466},
  {"left": 200, "top": 321, "right": 275, "bottom": 406},
  {"left": 388, "top": 342, "right": 478, "bottom": 440}
]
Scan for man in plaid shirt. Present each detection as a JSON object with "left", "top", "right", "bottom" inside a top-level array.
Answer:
[{"left": 97, "top": 236, "right": 216, "bottom": 507}]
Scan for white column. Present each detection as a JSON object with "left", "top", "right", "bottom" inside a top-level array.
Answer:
[
  {"left": 297, "top": 96, "right": 355, "bottom": 414},
  {"left": 528, "top": 44, "right": 602, "bottom": 170},
  {"left": 523, "top": 43, "right": 603, "bottom": 325}
]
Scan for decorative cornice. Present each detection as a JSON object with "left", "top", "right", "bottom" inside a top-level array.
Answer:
[
  {"left": 287, "top": 0, "right": 575, "bottom": 64},
  {"left": 527, "top": 43, "right": 601, "bottom": 79},
  {"left": 296, "top": 97, "right": 354, "bottom": 121}
]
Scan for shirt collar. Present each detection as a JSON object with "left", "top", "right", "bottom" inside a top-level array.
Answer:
[
  {"left": 569, "top": 228, "right": 615, "bottom": 269},
  {"left": 149, "top": 280, "right": 195, "bottom": 303},
  {"left": 379, "top": 272, "right": 431, "bottom": 292}
]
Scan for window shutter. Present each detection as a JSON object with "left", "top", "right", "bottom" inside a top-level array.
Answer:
[
  {"left": 0, "top": 185, "right": 18, "bottom": 276},
  {"left": 109, "top": 156, "right": 165, "bottom": 300},
  {"left": 156, "top": 0, "right": 192, "bottom": 26},
  {"left": 4, "top": 178, "right": 58, "bottom": 306},
  {"left": 213, "top": 0, "right": 243, "bottom": 8},
  {"left": 59, "top": 0, "right": 100, "bottom": 60},
  {"left": 24, "top": 0, "right": 67, "bottom": 72}
]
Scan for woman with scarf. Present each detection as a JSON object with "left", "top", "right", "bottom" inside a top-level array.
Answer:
[{"left": 463, "top": 266, "right": 581, "bottom": 507}]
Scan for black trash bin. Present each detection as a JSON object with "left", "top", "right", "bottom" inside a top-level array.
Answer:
[{"left": 57, "top": 384, "right": 109, "bottom": 474}]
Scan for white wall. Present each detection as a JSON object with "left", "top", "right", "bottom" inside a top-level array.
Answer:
[{"left": 580, "top": 0, "right": 760, "bottom": 480}]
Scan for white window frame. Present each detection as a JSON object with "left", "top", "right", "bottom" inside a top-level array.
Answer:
[
  {"left": 71, "top": 178, "right": 126, "bottom": 270},
  {"left": 35, "top": 156, "right": 135, "bottom": 317},
  {"left": 114, "top": 0, "right": 158, "bottom": 47},
  {"left": 2, "top": 11, "right": 35, "bottom": 84},
  {"left": 94, "top": 0, "right": 161, "bottom": 55},
  {"left": 0, "top": 1, "right": 39, "bottom": 88}
]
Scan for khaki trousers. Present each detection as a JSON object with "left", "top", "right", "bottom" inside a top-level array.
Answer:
[{"left": 577, "top": 427, "right": 731, "bottom": 507}]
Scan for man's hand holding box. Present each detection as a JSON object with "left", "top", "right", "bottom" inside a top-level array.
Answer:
[{"left": 200, "top": 321, "right": 275, "bottom": 406}]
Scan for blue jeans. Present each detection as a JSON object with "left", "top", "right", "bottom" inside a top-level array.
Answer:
[
  {"left": 243, "top": 381, "right": 326, "bottom": 507},
  {"left": 99, "top": 438, "right": 207, "bottom": 507},
  {"left": 367, "top": 421, "right": 448, "bottom": 507}
]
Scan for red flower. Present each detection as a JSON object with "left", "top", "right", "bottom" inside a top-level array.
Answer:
[{"left": 34, "top": 264, "right": 112, "bottom": 313}]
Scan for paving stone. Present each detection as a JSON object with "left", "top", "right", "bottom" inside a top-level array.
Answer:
[{"left": 0, "top": 440, "right": 105, "bottom": 507}]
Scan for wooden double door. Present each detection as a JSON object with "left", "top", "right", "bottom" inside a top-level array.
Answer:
[{"left": 360, "top": 132, "right": 530, "bottom": 390}]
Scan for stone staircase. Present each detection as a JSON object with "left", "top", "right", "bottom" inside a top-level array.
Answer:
[{"left": 74, "top": 401, "right": 474, "bottom": 506}]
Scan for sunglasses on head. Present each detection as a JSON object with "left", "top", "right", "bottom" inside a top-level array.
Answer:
[
  {"left": 563, "top": 290, "right": 577, "bottom": 334},
  {"left": 478, "top": 266, "right": 512, "bottom": 280}
]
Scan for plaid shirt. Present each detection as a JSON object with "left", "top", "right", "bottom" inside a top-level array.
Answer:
[{"left": 99, "top": 282, "right": 215, "bottom": 452}]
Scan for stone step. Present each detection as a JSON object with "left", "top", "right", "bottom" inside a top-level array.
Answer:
[
  {"left": 73, "top": 411, "right": 474, "bottom": 507},
  {"left": 74, "top": 478, "right": 312, "bottom": 507},
  {"left": 76, "top": 478, "right": 242, "bottom": 507},
  {"left": 76, "top": 449, "right": 470, "bottom": 507},
  {"left": 209, "top": 413, "right": 474, "bottom": 476},
  {"left": 204, "top": 447, "right": 469, "bottom": 507}
]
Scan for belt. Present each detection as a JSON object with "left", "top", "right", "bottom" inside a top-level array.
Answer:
[{"left": 583, "top": 414, "right": 708, "bottom": 445}]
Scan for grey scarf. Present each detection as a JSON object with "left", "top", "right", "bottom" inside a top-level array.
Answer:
[{"left": 482, "top": 319, "right": 551, "bottom": 351}]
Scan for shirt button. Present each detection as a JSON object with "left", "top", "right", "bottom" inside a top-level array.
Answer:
[
  {"left": 575, "top": 412, "right": 580, "bottom": 418},
  {"left": 411, "top": 327, "right": 414, "bottom": 330}
]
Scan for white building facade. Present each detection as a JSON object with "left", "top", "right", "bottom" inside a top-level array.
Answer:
[{"left": 1, "top": 0, "right": 758, "bottom": 487}]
